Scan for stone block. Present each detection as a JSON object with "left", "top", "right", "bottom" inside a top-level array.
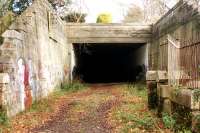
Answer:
[
  {"left": 0, "top": 73, "right": 10, "bottom": 84},
  {"left": 157, "top": 84, "right": 172, "bottom": 98},
  {"left": 171, "top": 89, "right": 200, "bottom": 110},
  {"left": 146, "top": 71, "right": 157, "bottom": 81},
  {"left": 163, "top": 99, "right": 172, "bottom": 114}
]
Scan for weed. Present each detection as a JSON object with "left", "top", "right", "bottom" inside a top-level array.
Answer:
[
  {"left": 193, "top": 89, "right": 200, "bottom": 102},
  {"left": 193, "top": 114, "right": 200, "bottom": 132},
  {"left": 28, "top": 98, "right": 52, "bottom": 113},
  {"left": 119, "top": 112, "right": 154, "bottom": 130},
  {"left": 0, "top": 111, "right": 8, "bottom": 125},
  {"left": 162, "top": 112, "right": 176, "bottom": 129},
  {"left": 126, "top": 83, "right": 147, "bottom": 99},
  {"left": 61, "top": 82, "right": 87, "bottom": 93}
]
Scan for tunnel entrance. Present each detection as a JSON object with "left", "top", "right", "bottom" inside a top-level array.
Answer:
[{"left": 72, "top": 43, "right": 148, "bottom": 83}]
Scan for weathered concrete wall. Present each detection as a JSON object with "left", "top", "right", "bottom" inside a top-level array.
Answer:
[
  {"left": 0, "top": 0, "right": 70, "bottom": 117},
  {"left": 133, "top": 44, "right": 148, "bottom": 69}
]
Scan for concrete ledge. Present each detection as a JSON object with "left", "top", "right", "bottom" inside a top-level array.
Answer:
[
  {"left": 157, "top": 87, "right": 200, "bottom": 111},
  {"left": 2, "top": 30, "right": 23, "bottom": 41},
  {"left": 171, "top": 89, "right": 200, "bottom": 110},
  {"left": 146, "top": 71, "right": 157, "bottom": 81},
  {"left": 156, "top": 71, "right": 168, "bottom": 83}
]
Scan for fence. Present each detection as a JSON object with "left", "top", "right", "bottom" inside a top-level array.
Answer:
[
  {"left": 168, "top": 36, "right": 200, "bottom": 89},
  {"left": 159, "top": 42, "right": 168, "bottom": 71}
]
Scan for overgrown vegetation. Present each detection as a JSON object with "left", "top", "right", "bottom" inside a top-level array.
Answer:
[
  {"left": 96, "top": 13, "right": 112, "bottom": 23},
  {"left": 109, "top": 83, "right": 164, "bottom": 132},
  {"left": 63, "top": 12, "right": 86, "bottom": 23},
  {"left": 126, "top": 83, "right": 147, "bottom": 99},
  {"left": 0, "top": 82, "right": 88, "bottom": 132},
  {"left": 172, "top": 105, "right": 192, "bottom": 132},
  {"left": 0, "top": 111, "right": 8, "bottom": 125},
  {"left": 0, "top": 12, "right": 15, "bottom": 36},
  {"left": 27, "top": 82, "right": 87, "bottom": 113},
  {"left": 193, "top": 114, "right": 200, "bottom": 132},
  {"left": 61, "top": 82, "right": 87, "bottom": 92},
  {"left": 193, "top": 89, "right": 200, "bottom": 102},
  {"left": 162, "top": 112, "right": 176, "bottom": 129}
]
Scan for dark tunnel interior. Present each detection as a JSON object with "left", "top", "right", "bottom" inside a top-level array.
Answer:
[{"left": 73, "top": 43, "right": 147, "bottom": 83}]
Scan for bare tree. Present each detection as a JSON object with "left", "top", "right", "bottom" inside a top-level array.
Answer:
[
  {"left": 123, "top": 4, "right": 144, "bottom": 23},
  {"left": 0, "top": 0, "right": 12, "bottom": 17},
  {"left": 49, "top": 0, "right": 87, "bottom": 23},
  {"left": 142, "top": 0, "right": 178, "bottom": 23}
]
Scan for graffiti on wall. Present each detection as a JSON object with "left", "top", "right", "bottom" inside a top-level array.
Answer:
[
  {"left": 28, "top": 59, "right": 37, "bottom": 101},
  {"left": 17, "top": 58, "right": 33, "bottom": 111},
  {"left": 17, "top": 58, "right": 25, "bottom": 111}
]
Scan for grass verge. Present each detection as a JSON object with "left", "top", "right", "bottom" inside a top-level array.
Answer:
[{"left": 109, "top": 83, "right": 164, "bottom": 132}]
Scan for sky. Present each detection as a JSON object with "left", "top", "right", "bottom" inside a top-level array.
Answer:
[
  {"left": 84, "top": 0, "right": 143, "bottom": 23},
  {"left": 72, "top": 0, "right": 177, "bottom": 23}
]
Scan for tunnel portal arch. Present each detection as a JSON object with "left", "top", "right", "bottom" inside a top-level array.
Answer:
[{"left": 66, "top": 23, "right": 152, "bottom": 83}]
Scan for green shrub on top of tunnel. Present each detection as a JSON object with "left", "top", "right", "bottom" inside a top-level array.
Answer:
[{"left": 96, "top": 13, "right": 112, "bottom": 23}]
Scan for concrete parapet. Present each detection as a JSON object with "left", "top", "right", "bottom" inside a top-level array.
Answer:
[{"left": 146, "top": 71, "right": 157, "bottom": 81}]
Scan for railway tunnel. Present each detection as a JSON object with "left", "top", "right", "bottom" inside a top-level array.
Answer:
[
  {"left": 73, "top": 43, "right": 147, "bottom": 83},
  {"left": 66, "top": 23, "right": 152, "bottom": 83}
]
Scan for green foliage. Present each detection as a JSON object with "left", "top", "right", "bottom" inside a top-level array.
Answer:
[
  {"left": 171, "top": 104, "right": 192, "bottom": 132},
  {"left": 61, "top": 82, "right": 87, "bottom": 93},
  {"left": 63, "top": 12, "right": 86, "bottom": 23},
  {"left": 193, "top": 114, "right": 200, "bottom": 132},
  {"left": 25, "top": 83, "right": 87, "bottom": 114},
  {"left": 28, "top": 98, "right": 52, "bottom": 113},
  {"left": 119, "top": 112, "right": 154, "bottom": 130},
  {"left": 162, "top": 113, "right": 176, "bottom": 129},
  {"left": 126, "top": 83, "right": 147, "bottom": 99},
  {"left": 193, "top": 89, "right": 200, "bottom": 102},
  {"left": 0, "top": 0, "right": 12, "bottom": 17},
  {"left": 0, "top": 111, "right": 8, "bottom": 125},
  {"left": 0, "top": 12, "right": 15, "bottom": 35},
  {"left": 96, "top": 13, "right": 112, "bottom": 23},
  {"left": 0, "top": 36, "right": 4, "bottom": 45}
]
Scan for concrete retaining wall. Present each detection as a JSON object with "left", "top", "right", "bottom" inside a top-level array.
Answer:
[{"left": 0, "top": 0, "right": 70, "bottom": 117}]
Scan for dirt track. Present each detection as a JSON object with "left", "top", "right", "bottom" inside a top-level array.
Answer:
[
  {"left": 31, "top": 84, "right": 122, "bottom": 133},
  {"left": 1, "top": 83, "right": 169, "bottom": 133}
]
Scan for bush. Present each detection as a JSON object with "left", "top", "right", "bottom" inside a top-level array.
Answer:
[
  {"left": 61, "top": 82, "right": 87, "bottom": 92},
  {"left": 0, "top": 111, "right": 8, "bottom": 125},
  {"left": 96, "top": 13, "right": 112, "bottom": 23},
  {"left": 162, "top": 113, "right": 176, "bottom": 129},
  {"left": 63, "top": 12, "right": 86, "bottom": 23}
]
